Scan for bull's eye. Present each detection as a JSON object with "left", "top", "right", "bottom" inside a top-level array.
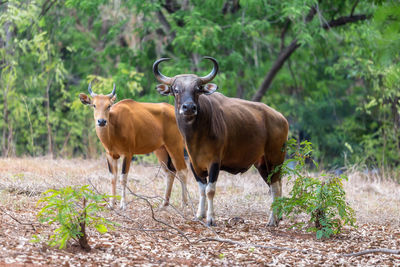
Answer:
[
  {"left": 93, "top": 105, "right": 96, "bottom": 108},
  {"left": 107, "top": 105, "right": 111, "bottom": 110},
  {"left": 173, "top": 87, "right": 179, "bottom": 93}
]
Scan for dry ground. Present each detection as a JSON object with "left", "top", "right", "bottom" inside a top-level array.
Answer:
[{"left": 0, "top": 157, "right": 399, "bottom": 266}]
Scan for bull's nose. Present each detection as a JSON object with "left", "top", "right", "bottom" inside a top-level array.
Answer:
[
  {"left": 97, "top": 119, "right": 107, "bottom": 127},
  {"left": 181, "top": 102, "right": 197, "bottom": 115}
]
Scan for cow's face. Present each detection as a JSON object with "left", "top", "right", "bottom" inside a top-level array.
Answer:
[
  {"left": 153, "top": 57, "right": 219, "bottom": 122},
  {"left": 79, "top": 83, "right": 117, "bottom": 128}
]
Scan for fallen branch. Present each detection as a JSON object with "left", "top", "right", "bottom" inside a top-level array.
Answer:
[
  {"left": 125, "top": 185, "right": 191, "bottom": 243},
  {"left": 195, "top": 237, "right": 308, "bottom": 253},
  {"left": 0, "top": 206, "right": 37, "bottom": 232},
  {"left": 341, "top": 248, "right": 400, "bottom": 257}
]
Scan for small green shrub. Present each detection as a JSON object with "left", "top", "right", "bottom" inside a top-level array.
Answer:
[
  {"left": 272, "top": 139, "right": 356, "bottom": 239},
  {"left": 35, "top": 185, "right": 115, "bottom": 251}
]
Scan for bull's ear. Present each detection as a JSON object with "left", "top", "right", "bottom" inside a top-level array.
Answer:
[
  {"left": 199, "top": 83, "right": 218, "bottom": 95},
  {"left": 156, "top": 84, "right": 171, "bottom": 96},
  {"left": 79, "top": 93, "right": 92, "bottom": 105}
]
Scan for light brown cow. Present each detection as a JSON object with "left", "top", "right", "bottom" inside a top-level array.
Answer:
[
  {"left": 153, "top": 57, "right": 289, "bottom": 226},
  {"left": 79, "top": 83, "right": 188, "bottom": 209}
]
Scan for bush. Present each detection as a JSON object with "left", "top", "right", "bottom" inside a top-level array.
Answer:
[
  {"left": 34, "top": 185, "right": 115, "bottom": 251},
  {"left": 272, "top": 139, "right": 356, "bottom": 239}
]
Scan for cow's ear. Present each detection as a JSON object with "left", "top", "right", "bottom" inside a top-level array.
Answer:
[
  {"left": 111, "top": 94, "right": 117, "bottom": 103},
  {"left": 156, "top": 84, "right": 171, "bottom": 96},
  {"left": 199, "top": 83, "right": 218, "bottom": 95},
  {"left": 79, "top": 93, "right": 92, "bottom": 105}
]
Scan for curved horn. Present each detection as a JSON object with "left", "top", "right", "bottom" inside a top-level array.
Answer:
[
  {"left": 153, "top": 58, "right": 173, "bottom": 85},
  {"left": 88, "top": 82, "right": 97, "bottom": 97},
  {"left": 107, "top": 83, "right": 116, "bottom": 98},
  {"left": 199, "top": 56, "right": 219, "bottom": 84}
]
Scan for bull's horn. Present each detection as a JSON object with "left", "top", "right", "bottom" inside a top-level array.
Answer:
[
  {"left": 153, "top": 58, "right": 173, "bottom": 85},
  {"left": 199, "top": 57, "right": 219, "bottom": 84},
  {"left": 88, "top": 82, "right": 97, "bottom": 97},
  {"left": 107, "top": 83, "right": 116, "bottom": 98}
]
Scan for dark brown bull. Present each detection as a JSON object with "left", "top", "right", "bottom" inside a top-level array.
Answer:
[{"left": 153, "top": 57, "right": 289, "bottom": 226}]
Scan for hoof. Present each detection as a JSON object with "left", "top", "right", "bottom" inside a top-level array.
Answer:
[
  {"left": 206, "top": 217, "right": 216, "bottom": 227},
  {"left": 267, "top": 214, "right": 280, "bottom": 227}
]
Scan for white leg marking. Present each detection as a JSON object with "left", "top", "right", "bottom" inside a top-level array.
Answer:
[
  {"left": 196, "top": 182, "right": 206, "bottom": 219},
  {"left": 119, "top": 172, "right": 128, "bottom": 210},
  {"left": 177, "top": 169, "right": 188, "bottom": 207},
  {"left": 268, "top": 181, "right": 282, "bottom": 226},
  {"left": 161, "top": 166, "right": 174, "bottom": 207},
  {"left": 107, "top": 156, "right": 118, "bottom": 209}
]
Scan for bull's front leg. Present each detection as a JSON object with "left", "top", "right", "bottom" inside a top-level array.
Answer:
[{"left": 206, "top": 162, "right": 220, "bottom": 226}]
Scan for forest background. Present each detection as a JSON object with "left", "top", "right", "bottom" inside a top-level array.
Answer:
[{"left": 0, "top": 0, "right": 399, "bottom": 179}]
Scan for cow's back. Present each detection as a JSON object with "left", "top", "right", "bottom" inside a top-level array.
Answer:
[{"left": 109, "top": 100, "right": 179, "bottom": 154}]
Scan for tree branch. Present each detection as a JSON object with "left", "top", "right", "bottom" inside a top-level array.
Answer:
[
  {"left": 350, "top": 0, "right": 360, "bottom": 17},
  {"left": 252, "top": 6, "right": 371, "bottom": 102},
  {"left": 280, "top": 19, "right": 291, "bottom": 50},
  {"left": 40, "top": 0, "right": 57, "bottom": 17},
  {"left": 252, "top": 39, "right": 300, "bottom": 101},
  {"left": 322, "top": 14, "right": 369, "bottom": 29}
]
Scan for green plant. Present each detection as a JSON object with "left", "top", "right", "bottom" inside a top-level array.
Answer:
[
  {"left": 272, "top": 139, "right": 356, "bottom": 239},
  {"left": 35, "top": 185, "right": 115, "bottom": 251}
]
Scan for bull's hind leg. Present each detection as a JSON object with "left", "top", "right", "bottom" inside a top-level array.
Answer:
[
  {"left": 155, "top": 147, "right": 175, "bottom": 208},
  {"left": 255, "top": 156, "right": 283, "bottom": 227}
]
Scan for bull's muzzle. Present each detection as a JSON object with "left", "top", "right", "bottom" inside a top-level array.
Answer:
[{"left": 180, "top": 102, "right": 197, "bottom": 116}]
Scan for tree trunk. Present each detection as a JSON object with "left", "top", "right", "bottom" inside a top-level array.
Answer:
[
  {"left": 45, "top": 72, "right": 54, "bottom": 158},
  {"left": 78, "top": 197, "right": 91, "bottom": 251},
  {"left": 2, "top": 20, "right": 13, "bottom": 157}
]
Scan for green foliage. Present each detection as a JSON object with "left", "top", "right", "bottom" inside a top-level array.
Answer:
[
  {"left": 0, "top": 0, "right": 398, "bottom": 176},
  {"left": 273, "top": 139, "right": 356, "bottom": 239},
  {"left": 35, "top": 185, "right": 115, "bottom": 250}
]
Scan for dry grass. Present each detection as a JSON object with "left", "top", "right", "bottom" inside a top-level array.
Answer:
[{"left": 0, "top": 157, "right": 399, "bottom": 265}]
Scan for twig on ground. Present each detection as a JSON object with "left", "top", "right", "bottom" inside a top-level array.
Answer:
[
  {"left": 126, "top": 185, "right": 191, "bottom": 244},
  {"left": 195, "top": 237, "right": 308, "bottom": 253},
  {"left": 0, "top": 206, "right": 37, "bottom": 231},
  {"left": 341, "top": 248, "right": 400, "bottom": 257}
]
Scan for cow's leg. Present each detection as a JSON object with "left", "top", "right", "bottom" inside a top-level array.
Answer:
[
  {"left": 176, "top": 168, "right": 188, "bottom": 207},
  {"left": 191, "top": 163, "right": 207, "bottom": 219},
  {"left": 106, "top": 154, "right": 118, "bottom": 208},
  {"left": 164, "top": 144, "right": 188, "bottom": 207},
  {"left": 155, "top": 147, "right": 175, "bottom": 208},
  {"left": 119, "top": 156, "right": 132, "bottom": 210},
  {"left": 206, "top": 162, "right": 220, "bottom": 226},
  {"left": 255, "top": 157, "right": 283, "bottom": 226}
]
